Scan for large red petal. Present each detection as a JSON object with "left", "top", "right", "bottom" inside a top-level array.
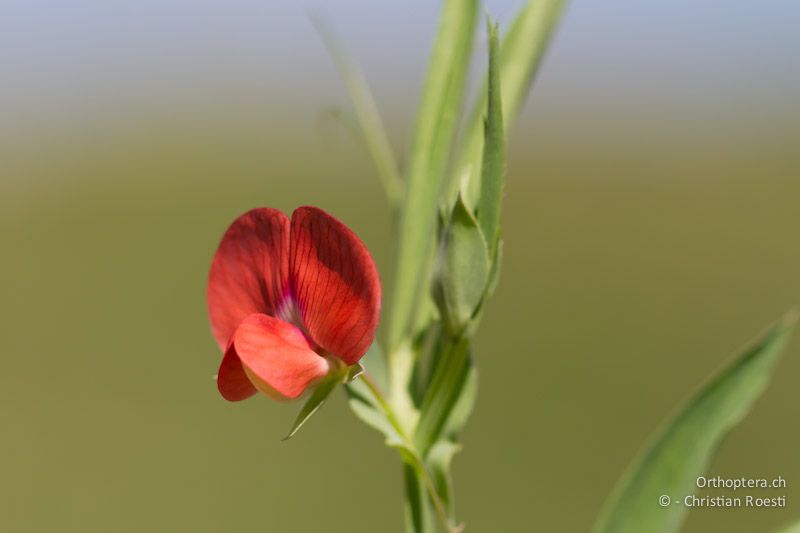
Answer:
[
  {"left": 217, "top": 344, "right": 257, "bottom": 401},
  {"left": 207, "top": 208, "right": 290, "bottom": 350},
  {"left": 289, "top": 206, "right": 381, "bottom": 365},
  {"left": 233, "top": 313, "right": 330, "bottom": 400}
]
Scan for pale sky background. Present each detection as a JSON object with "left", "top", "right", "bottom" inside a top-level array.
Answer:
[{"left": 2, "top": 0, "right": 798, "bottom": 147}]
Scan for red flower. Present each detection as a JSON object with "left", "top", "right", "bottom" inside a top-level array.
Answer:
[{"left": 207, "top": 206, "right": 381, "bottom": 401}]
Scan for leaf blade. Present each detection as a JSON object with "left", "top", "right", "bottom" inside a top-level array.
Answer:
[
  {"left": 448, "top": 0, "right": 566, "bottom": 207},
  {"left": 592, "top": 313, "right": 796, "bottom": 533},
  {"left": 477, "top": 20, "right": 504, "bottom": 253},
  {"left": 775, "top": 520, "right": 800, "bottom": 533},
  {"left": 386, "top": 0, "right": 479, "bottom": 352},
  {"left": 414, "top": 338, "right": 475, "bottom": 455}
]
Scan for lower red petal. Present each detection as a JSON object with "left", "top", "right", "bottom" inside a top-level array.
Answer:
[{"left": 232, "top": 313, "right": 330, "bottom": 400}]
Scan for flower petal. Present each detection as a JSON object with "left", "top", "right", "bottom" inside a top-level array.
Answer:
[
  {"left": 233, "top": 313, "right": 330, "bottom": 400},
  {"left": 207, "top": 208, "right": 290, "bottom": 350},
  {"left": 289, "top": 206, "right": 381, "bottom": 365},
  {"left": 217, "top": 344, "right": 257, "bottom": 402}
]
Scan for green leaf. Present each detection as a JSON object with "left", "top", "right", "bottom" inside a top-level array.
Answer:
[
  {"left": 485, "top": 238, "right": 503, "bottom": 299},
  {"left": 433, "top": 194, "right": 490, "bottom": 335},
  {"left": 360, "top": 343, "right": 389, "bottom": 392},
  {"left": 346, "top": 379, "right": 398, "bottom": 445},
  {"left": 427, "top": 439, "right": 462, "bottom": 519},
  {"left": 403, "top": 460, "right": 437, "bottom": 533},
  {"left": 311, "top": 15, "right": 403, "bottom": 206},
  {"left": 386, "top": 0, "right": 479, "bottom": 353},
  {"left": 477, "top": 19, "right": 505, "bottom": 255},
  {"left": 425, "top": 364, "right": 477, "bottom": 521},
  {"left": 347, "top": 389, "right": 405, "bottom": 446},
  {"left": 283, "top": 363, "right": 347, "bottom": 440},
  {"left": 414, "top": 338, "right": 475, "bottom": 455},
  {"left": 439, "top": 355, "right": 477, "bottom": 441},
  {"left": 592, "top": 313, "right": 797, "bottom": 533},
  {"left": 345, "top": 344, "right": 407, "bottom": 446},
  {"left": 775, "top": 520, "right": 800, "bottom": 533},
  {"left": 448, "top": 0, "right": 566, "bottom": 208}
]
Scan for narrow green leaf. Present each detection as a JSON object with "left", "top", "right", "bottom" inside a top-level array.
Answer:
[
  {"left": 311, "top": 15, "right": 403, "bottom": 206},
  {"left": 448, "top": 0, "right": 566, "bottom": 207},
  {"left": 477, "top": 20, "right": 504, "bottom": 255},
  {"left": 775, "top": 520, "right": 800, "bottom": 533},
  {"left": 425, "top": 364, "right": 477, "bottom": 521},
  {"left": 414, "top": 338, "right": 474, "bottom": 455},
  {"left": 403, "top": 460, "right": 436, "bottom": 533},
  {"left": 427, "top": 439, "right": 462, "bottom": 518},
  {"left": 283, "top": 364, "right": 346, "bottom": 440},
  {"left": 347, "top": 389, "right": 404, "bottom": 445},
  {"left": 439, "top": 356, "right": 477, "bottom": 441},
  {"left": 410, "top": 322, "right": 444, "bottom": 407},
  {"left": 485, "top": 238, "right": 503, "bottom": 299},
  {"left": 320, "top": 107, "right": 361, "bottom": 145},
  {"left": 345, "top": 344, "right": 407, "bottom": 445},
  {"left": 433, "top": 194, "right": 491, "bottom": 335},
  {"left": 360, "top": 342, "right": 389, "bottom": 392},
  {"left": 593, "top": 313, "right": 796, "bottom": 533},
  {"left": 387, "top": 0, "right": 479, "bottom": 352}
]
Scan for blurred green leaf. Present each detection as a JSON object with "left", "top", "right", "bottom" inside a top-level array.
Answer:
[
  {"left": 449, "top": 0, "right": 566, "bottom": 207},
  {"left": 775, "top": 520, "right": 800, "bottom": 533},
  {"left": 485, "top": 238, "right": 503, "bottom": 300},
  {"left": 387, "top": 0, "right": 478, "bottom": 352},
  {"left": 311, "top": 14, "right": 403, "bottom": 206},
  {"left": 346, "top": 345, "right": 407, "bottom": 445},
  {"left": 477, "top": 20, "right": 504, "bottom": 254},
  {"left": 427, "top": 440, "right": 462, "bottom": 519},
  {"left": 592, "top": 313, "right": 797, "bottom": 533},
  {"left": 284, "top": 364, "right": 347, "bottom": 440},
  {"left": 425, "top": 355, "right": 477, "bottom": 522},
  {"left": 439, "top": 354, "right": 477, "bottom": 442},
  {"left": 403, "top": 460, "right": 436, "bottom": 533},
  {"left": 434, "top": 194, "right": 490, "bottom": 335},
  {"left": 410, "top": 322, "right": 444, "bottom": 406},
  {"left": 414, "top": 338, "right": 475, "bottom": 455},
  {"left": 361, "top": 343, "right": 389, "bottom": 391}
]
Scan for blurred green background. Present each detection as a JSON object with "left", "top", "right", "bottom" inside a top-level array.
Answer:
[{"left": 2, "top": 1, "right": 799, "bottom": 531}]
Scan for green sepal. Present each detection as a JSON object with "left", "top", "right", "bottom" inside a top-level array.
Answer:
[
  {"left": 346, "top": 362, "right": 364, "bottom": 383},
  {"left": 283, "top": 359, "right": 349, "bottom": 440}
]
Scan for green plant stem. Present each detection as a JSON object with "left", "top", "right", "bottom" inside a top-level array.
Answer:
[{"left": 360, "top": 371, "right": 456, "bottom": 532}]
